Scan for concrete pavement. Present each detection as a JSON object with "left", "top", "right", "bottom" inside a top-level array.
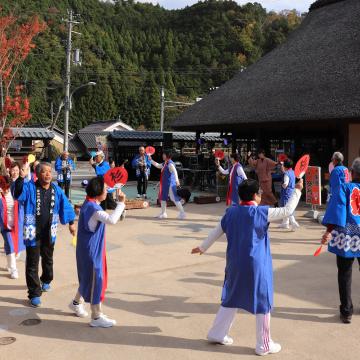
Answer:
[{"left": 0, "top": 202, "right": 359, "bottom": 360}]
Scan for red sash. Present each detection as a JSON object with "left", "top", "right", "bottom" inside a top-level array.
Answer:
[
  {"left": 226, "top": 162, "right": 239, "bottom": 206},
  {"left": 1, "top": 195, "right": 8, "bottom": 230}
]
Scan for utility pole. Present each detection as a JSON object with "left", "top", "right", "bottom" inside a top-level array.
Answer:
[
  {"left": 63, "top": 9, "right": 80, "bottom": 152},
  {"left": 160, "top": 86, "right": 165, "bottom": 132}
]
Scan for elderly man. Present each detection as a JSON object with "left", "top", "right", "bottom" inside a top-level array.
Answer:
[
  {"left": 248, "top": 149, "right": 278, "bottom": 206},
  {"left": 14, "top": 162, "right": 76, "bottom": 307},
  {"left": 89, "top": 151, "right": 116, "bottom": 210},
  {"left": 321, "top": 157, "right": 360, "bottom": 324},
  {"left": 55, "top": 151, "right": 75, "bottom": 198},
  {"left": 326, "top": 151, "right": 349, "bottom": 206},
  {"left": 132, "top": 146, "right": 152, "bottom": 199}
]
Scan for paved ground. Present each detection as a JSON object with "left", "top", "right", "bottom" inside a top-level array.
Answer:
[{"left": 0, "top": 202, "right": 359, "bottom": 360}]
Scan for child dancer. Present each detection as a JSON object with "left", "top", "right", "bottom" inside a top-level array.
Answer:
[
  {"left": 278, "top": 159, "right": 300, "bottom": 231},
  {"left": 192, "top": 178, "right": 303, "bottom": 356},
  {"left": 151, "top": 149, "right": 186, "bottom": 219},
  {"left": 69, "top": 177, "right": 126, "bottom": 327},
  {"left": 0, "top": 176, "right": 25, "bottom": 279}
]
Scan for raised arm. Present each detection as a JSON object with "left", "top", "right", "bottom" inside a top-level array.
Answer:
[
  {"left": 192, "top": 222, "right": 224, "bottom": 254},
  {"left": 151, "top": 159, "right": 163, "bottom": 170},
  {"left": 218, "top": 165, "right": 229, "bottom": 175},
  {"left": 268, "top": 188, "right": 301, "bottom": 222},
  {"left": 92, "top": 202, "right": 126, "bottom": 225}
]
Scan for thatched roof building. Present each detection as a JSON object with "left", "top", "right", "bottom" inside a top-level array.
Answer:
[{"left": 172, "top": 0, "right": 360, "bottom": 166}]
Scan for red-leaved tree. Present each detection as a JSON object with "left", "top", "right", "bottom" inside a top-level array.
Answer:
[{"left": 0, "top": 13, "right": 46, "bottom": 158}]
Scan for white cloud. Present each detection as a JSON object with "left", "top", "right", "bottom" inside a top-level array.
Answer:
[{"left": 136, "top": 0, "right": 314, "bottom": 12}]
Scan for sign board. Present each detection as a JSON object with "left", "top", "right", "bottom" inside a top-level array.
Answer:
[{"left": 305, "top": 166, "right": 321, "bottom": 206}]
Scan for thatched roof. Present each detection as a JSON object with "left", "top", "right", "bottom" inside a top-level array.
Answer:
[{"left": 172, "top": 0, "right": 360, "bottom": 132}]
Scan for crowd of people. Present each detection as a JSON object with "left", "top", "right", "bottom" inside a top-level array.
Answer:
[{"left": 0, "top": 147, "right": 359, "bottom": 355}]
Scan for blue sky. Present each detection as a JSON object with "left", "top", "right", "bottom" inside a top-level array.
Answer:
[{"left": 136, "top": 1, "right": 314, "bottom": 12}]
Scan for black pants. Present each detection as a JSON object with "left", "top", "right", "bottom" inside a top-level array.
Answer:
[
  {"left": 100, "top": 193, "right": 117, "bottom": 210},
  {"left": 137, "top": 172, "right": 148, "bottom": 195},
  {"left": 26, "top": 237, "right": 54, "bottom": 299},
  {"left": 337, "top": 255, "right": 360, "bottom": 316},
  {"left": 59, "top": 181, "right": 71, "bottom": 198}
]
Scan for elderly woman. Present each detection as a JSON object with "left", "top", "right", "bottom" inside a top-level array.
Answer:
[{"left": 321, "top": 157, "right": 360, "bottom": 324}]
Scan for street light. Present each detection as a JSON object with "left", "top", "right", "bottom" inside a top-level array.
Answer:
[
  {"left": 64, "top": 81, "right": 96, "bottom": 151},
  {"left": 48, "top": 82, "right": 96, "bottom": 151}
]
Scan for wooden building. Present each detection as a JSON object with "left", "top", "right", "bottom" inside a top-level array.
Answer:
[{"left": 172, "top": 0, "right": 360, "bottom": 169}]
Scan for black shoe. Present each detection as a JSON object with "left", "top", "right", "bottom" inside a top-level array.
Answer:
[{"left": 340, "top": 313, "right": 352, "bottom": 324}]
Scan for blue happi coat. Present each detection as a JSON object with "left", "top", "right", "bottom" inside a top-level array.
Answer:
[
  {"left": 323, "top": 165, "right": 349, "bottom": 223},
  {"left": 159, "top": 160, "right": 180, "bottom": 202},
  {"left": 323, "top": 182, "right": 360, "bottom": 258},
  {"left": 132, "top": 154, "right": 152, "bottom": 178},
  {"left": 220, "top": 204, "right": 272, "bottom": 314},
  {"left": 226, "top": 162, "right": 246, "bottom": 206},
  {"left": 55, "top": 157, "right": 75, "bottom": 183},
  {"left": 280, "top": 169, "right": 295, "bottom": 207},
  {"left": 0, "top": 189, "right": 25, "bottom": 255},
  {"left": 16, "top": 181, "right": 75, "bottom": 247},
  {"left": 76, "top": 200, "right": 107, "bottom": 304}
]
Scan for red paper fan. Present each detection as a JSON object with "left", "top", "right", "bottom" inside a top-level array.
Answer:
[
  {"left": 313, "top": 245, "right": 323, "bottom": 257},
  {"left": 214, "top": 149, "right": 225, "bottom": 160},
  {"left": 278, "top": 153, "right": 288, "bottom": 162},
  {"left": 145, "top": 146, "right": 155, "bottom": 156},
  {"left": 294, "top": 154, "right": 310, "bottom": 178},
  {"left": 104, "top": 167, "right": 128, "bottom": 188}
]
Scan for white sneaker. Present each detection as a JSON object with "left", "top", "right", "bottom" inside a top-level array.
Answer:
[
  {"left": 277, "top": 223, "right": 289, "bottom": 229},
  {"left": 207, "top": 335, "right": 234, "bottom": 346},
  {"left": 177, "top": 212, "right": 186, "bottom": 220},
  {"left": 69, "top": 302, "right": 88, "bottom": 318},
  {"left": 10, "top": 269, "right": 18, "bottom": 279},
  {"left": 90, "top": 314, "right": 116, "bottom": 328},
  {"left": 290, "top": 221, "right": 300, "bottom": 231},
  {"left": 136, "top": 194, "right": 141, "bottom": 198},
  {"left": 156, "top": 213, "right": 168, "bottom": 219},
  {"left": 255, "top": 341, "right": 282, "bottom": 356}
]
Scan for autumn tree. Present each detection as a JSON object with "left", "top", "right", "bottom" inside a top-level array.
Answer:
[{"left": 0, "top": 13, "right": 46, "bottom": 159}]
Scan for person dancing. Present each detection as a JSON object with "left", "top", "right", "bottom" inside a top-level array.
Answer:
[
  {"left": 69, "top": 177, "right": 126, "bottom": 327},
  {"left": 192, "top": 178, "right": 303, "bottom": 356},
  {"left": 151, "top": 149, "right": 186, "bottom": 220}
]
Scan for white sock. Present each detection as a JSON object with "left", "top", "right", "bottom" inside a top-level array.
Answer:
[{"left": 161, "top": 201, "right": 167, "bottom": 214}]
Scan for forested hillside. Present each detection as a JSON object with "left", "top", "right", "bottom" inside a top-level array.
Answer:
[{"left": 0, "top": 0, "right": 303, "bottom": 131}]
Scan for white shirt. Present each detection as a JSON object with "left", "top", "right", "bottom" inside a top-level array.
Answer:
[
  {"left": 4, "top": 191, "right": 14, "bottom": 229},
  {"left": 282, "top": 174, "right": 289, "bottom": 189},
  {"left": 151, "top": 160, "right": 179, "bottom": 183},
  {"left": 88, "top": 202, "right": 125, "bottom": 232},
  {"left": 218, "top": 164, "right": 247, "bottom": 180},
  {"left": 199, "top": 189, "right": 302, "bottom": 252}
]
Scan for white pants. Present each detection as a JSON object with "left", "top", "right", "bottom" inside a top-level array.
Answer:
[
  {"left": 6, "top": 253, "right": 16, "bottom": 271},
  {"left": 160, "top": 188, "right": 185, "bottom": 215},
  {"left": 208, "top": 306, "right": 272, "bottom": 351}
]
